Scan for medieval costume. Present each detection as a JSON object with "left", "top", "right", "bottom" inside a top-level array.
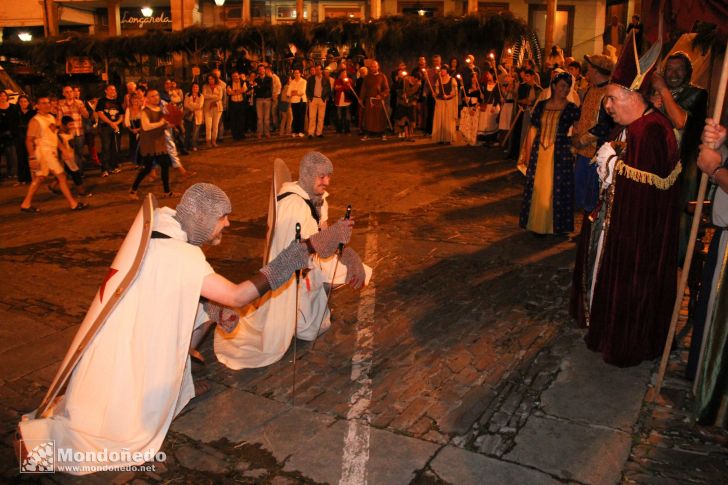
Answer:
[
  {"left": 215, "top": 153, "right": 371, "bottom": 370},
  {"left": 655, "top": 56, "right": 708, "bottom": 263},
  {"left": 359, "top": 70, "right": 390, "bottom": 137},
  {"left": 432, "top": 72, "right": 459, "bottom": 144},
  {"left": 573, "top": 56, "right": 615, "bottom": 213},
  {"left": 477, "top": 80, "right": 502, "bottom": 143},
  {"left": 569, "top": 55, "right": 615, "bottom": 325},
  {"left": 17, "top": 183, "right": 336, "bottom": 474},
  {"left": 394, "top": 75, "right": 421, "bottom": 141},
  {"left": 18, "top": 201, "right": 218, "bottom": 473},
  {"left": 692, "top": 145, "right": 728, "bottom": 426},
  {"left": 519, "top": 73, "right": 580, "bottom": 235},
  {"left": 573, "top": 34, "right": 683, "bottom": 367}
]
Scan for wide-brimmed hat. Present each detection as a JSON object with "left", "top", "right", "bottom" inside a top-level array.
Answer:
[{"left": 584, "top": 54, "right": 614, "bottom": 76}]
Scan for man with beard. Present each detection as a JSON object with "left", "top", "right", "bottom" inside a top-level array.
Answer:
[
  {"left": 359, "top": 61, "right": 390, "bottom": 141},
  {"left": 651, "top": 51, "right": 708, "bottom": 262},
  {"left": 574, "top": 35, "right": 682, "bottom": 367},
  {"left": 17, "top": 183, "right": 352, "bottom": 473},
  {"left": 215, "top": 152, "right": 371, "bottom": 370}
]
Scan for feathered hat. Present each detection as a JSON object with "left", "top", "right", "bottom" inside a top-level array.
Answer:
[{"left": 610, "top": 29, "right": 662, "bottom": 95}]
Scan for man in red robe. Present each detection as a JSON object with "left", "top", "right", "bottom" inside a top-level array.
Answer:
[
  {"left": 359, "top": 60, "right": 390, "bottom": 141},
  {"left": 574, "top": 31, "right": 682, "bottom": 367}
]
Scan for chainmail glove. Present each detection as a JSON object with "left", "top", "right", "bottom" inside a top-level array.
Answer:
[
  {"left": 309, "top": 219, "right": 353, "bottom": 258},
  {"left": 202, "top": 300, "right": 239, "bottom": 334},
  {"left": 260, "top": 241, "right": 310, "bottom": 290},
  {"left": 340, "top": 247, "right": 365, "bottom": 290}
]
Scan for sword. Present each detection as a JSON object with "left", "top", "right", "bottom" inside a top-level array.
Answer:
[
  {"left": 292, "top": 222, "right": 301, "bottom": 406},
  {"left": 311, "top": 205, "right": 351, "bottom": 351},
  {"left": 379, "top": 98, "right": 394, "bottom": 132}
]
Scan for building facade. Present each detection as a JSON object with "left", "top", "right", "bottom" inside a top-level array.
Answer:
[{"left": 0, "top": 1, "right": 641, "bottom": 61}]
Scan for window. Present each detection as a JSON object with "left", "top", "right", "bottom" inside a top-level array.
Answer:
[{"left": 528, "top": 5, "right": 575, "bottom": 56}]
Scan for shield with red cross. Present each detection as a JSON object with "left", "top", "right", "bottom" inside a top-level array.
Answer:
[{"left": 33, "top": 194, "right": 157, "bottom": 418}]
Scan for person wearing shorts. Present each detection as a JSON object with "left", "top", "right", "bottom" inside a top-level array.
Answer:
[{"left": 20, "top": 97, "right": 86, "bottom": 213}]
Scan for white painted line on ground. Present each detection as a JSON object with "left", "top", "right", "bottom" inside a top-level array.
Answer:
[{"left": 339, "top": 221, "right": 378, "bottom": 485}]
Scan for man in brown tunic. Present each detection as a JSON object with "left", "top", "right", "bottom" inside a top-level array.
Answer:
[{"left": 359, "top": 61, "right": 390, "bottom": 141}]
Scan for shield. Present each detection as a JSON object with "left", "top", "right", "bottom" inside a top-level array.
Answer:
[
  {"left": 263, "top": 158, "right": 292, "bottom": 265},
  {"left": 34, "top": 194, "right": 157, "bottom": 418}
]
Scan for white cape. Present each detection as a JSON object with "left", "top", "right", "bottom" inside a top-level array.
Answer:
[
  {"left": 214, "top": 181, "right": 371, "bottom": 369},
  {"left": 19, "top": 207, "right": 214, "bottom": 474}
]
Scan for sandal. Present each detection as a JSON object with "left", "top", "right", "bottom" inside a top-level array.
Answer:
[
  {"left": 20, "top": 206, "right": 40, "bottom": 213},
  {"left": 71, "top": 202, "right": 87, "bottom": 211}
]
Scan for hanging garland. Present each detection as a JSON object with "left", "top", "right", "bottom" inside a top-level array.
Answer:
[{"left": 0, "top": 13, "right": 529, "bottom": 72}]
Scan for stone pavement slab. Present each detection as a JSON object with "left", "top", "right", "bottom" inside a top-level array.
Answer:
[
  {"left": 173, "top": 387, "right": 440, "bottom": 484},
  {"left": 365, "top": 426, "right": 440, "bottom": 484},
  {"left": 171, "top": 387, "right": 297, "bottom": 443},
  {"left": 506, "top": 415, "right": 631, "bottom": 485},
  {"left": 540, "top": 341, "right": 652, "bottom": 431},
  {"left": 431, "top": 445, "right": 561, "bottom": 485}
]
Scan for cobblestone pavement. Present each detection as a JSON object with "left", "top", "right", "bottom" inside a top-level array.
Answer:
[{"left": 1, "top": 132, "right": 726, "bottom": 484}]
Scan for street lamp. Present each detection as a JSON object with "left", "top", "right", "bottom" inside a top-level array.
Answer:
[
  {"left": 214, "top": 0, "right": 226, "bottom": 6},
  {"left": 141, "top": 7, "right": 153, "bottom": 17},
  {"left": 18, "top": 32, "right": 33, "bottom": 42}
]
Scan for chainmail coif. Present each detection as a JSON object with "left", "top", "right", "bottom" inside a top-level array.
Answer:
[
  {"left": 174, "top": 183, "right": 232, "bottom": 246},
  {"left": 298, "top": 151, "right": 333, "bottom": 209}
]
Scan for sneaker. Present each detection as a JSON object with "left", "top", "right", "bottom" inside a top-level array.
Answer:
[
  {"left": 128, "top": 190, "right": 139, "bottom": 200},
  {"left": 111, "top": 168, "right": 122, "bottom": 174},
  {"left": 101, "top": 171, "right": 109, "bottom": 177},
  {"left": 360, "top": 135, "right": 369, "bottom": 141},
  {"left": 161, "top": 191, "right": 180, "bottom": 199},
  {"left": 298, "top": 133, "right": 305, "bottom": 138},
  {"left": 381, "top": 135, "right": 388, "bottom": 141},
  {"left": 308, "top": 134, "right": 313, "bottom": 139},
  {"left": 292, "top": 134, "right": 297, "bottom": 138}
]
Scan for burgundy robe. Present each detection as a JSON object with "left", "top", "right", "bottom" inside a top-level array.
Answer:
[
  {"left": 359, "top": 72, "right": 390, "bottom": 134},
  {"left": 581, "top": 110, "right": 681, "bottom": 367}
]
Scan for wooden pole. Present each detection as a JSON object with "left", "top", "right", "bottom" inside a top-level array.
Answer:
[
  {"left": 545, "top": 0, "right": 557, "bottom": 54},
  {"left": 296, "top": 0, "right": 304, "bottom": 22},
  {"left": 653, "top": 40, "right": 728, "bottom": 401}
]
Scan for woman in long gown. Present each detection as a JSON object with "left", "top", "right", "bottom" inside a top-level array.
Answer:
[
  {"left": 432, "top": 66, "right": 459, "bottom": 144},
  {"left": 478, "top": 68, "right": 502, "bottom": 145},
  {"left": 520, "top": 71, "right": 580, "bottom": 234}
]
